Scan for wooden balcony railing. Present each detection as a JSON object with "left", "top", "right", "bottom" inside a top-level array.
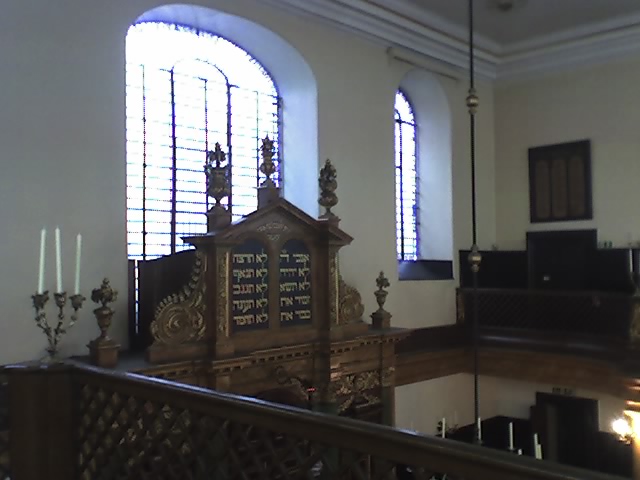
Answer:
[
  {"left": 1, "top": 361, "right": 628, "bottom": 480},
  {"left": 457, "top": 288, "right": 635, "bottom": 342}
]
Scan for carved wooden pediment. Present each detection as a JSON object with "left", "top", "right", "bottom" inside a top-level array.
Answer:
[{"left": 187, "top": 198, "right": 353, "bottom": 245}]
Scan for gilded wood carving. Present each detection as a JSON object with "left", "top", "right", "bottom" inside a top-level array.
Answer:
[
  {"left": 329, "top": 249, "right": 339, "bottom": 325},
  {"left": 151, "top": 252, "right": 206, "bottom": 345},
  {"left": 338, "top": 276, "right": 364, "bottom": 324},
  {"left": 331, "top": 371, "right": 381, "bottom": 412},
  {"left": 217, "top": 250, "right": 230, "bottom": 337}
]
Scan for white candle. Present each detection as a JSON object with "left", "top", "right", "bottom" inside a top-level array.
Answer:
[
  {"left": 74, "top": 234, "right": 82, "bottom": 294},
  {"left": 37, "top": 228, "right": 46, "bottom": 294},
  {"left": 508, "top": 422, "right": 514, "bottom": 450},
  {"left": 477, "top": 417, "right": 482, "bottom": 441},
  {"left": 441, "top": 417, "right": 446, "bottom": 438},
  {"left": 535, "top": 443, "right": 543, "bottom": 460},
  {"left": 55, "top": 227, "right": 62, "bottom": 293}
]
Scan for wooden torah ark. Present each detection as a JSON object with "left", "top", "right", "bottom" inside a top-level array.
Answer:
[{"left": 146, "top": 197, "right": 371, "bottom": 364}]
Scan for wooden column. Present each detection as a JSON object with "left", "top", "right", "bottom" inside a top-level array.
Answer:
[
  {"left": 7, "top": 362, "right": 75, "bottom": 480},
  {"left": 314, "top": 221, "right": 335, "bottom": 414}
]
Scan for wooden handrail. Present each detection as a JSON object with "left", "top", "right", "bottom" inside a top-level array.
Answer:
[{"left": 3, "top": 361, "right": 626, "bottom": 480}]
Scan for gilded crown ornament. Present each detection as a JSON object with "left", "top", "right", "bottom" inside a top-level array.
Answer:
[
  {"left": 257, "top": 136, "right": 281, "bottom": 208},
  {"left": 260, "top": 136, "right": 277, "bottom": 187},
  {"left": 371, "top": 271, "right": 391, "bottom": 329},
  {"left": 205, "top": 143, "right": 231, "bottom": 207},
  {"left": 319, "top": 159, "right": 338, "bottom": 219},
  {"left": 205, "top": 142, "right": 232, "bottom": 229}
]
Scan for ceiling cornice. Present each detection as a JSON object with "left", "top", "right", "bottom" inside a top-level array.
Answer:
[
  {"left": 498, "top": 21, "right": 640, "bottom": 83},
  {"left": 267, "top": 0, "right": 498, "bottom": 79},
  {"left": 267, "top": 0, "right": 640, "bottom": 83}
]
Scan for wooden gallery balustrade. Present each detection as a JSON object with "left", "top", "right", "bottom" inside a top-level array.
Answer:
[{"left": 0, "top": 361, "right": 629, "bottom": 480}]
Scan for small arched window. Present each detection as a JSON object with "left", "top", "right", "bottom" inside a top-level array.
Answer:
[
  {"left": 394, "top": 90, "right": 418, "bottom": 261},
  {"left": 126, "top": 22, "right": 280, "bottom": 261}
]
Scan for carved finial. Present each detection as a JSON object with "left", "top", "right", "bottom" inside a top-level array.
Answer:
[
  {"left": 371, "top": 271, "right": 392, "bottom": 329},
  {"left": 91, "top": 278, "right": 118, "bottom": 308},
  {"left": 260, "top": 136, "right": 277, "bottom": 187},
  {"left": 257, "top": 136, "right": 281, "bottom": 208},
  {"left": 205, "top": 143, "right": 230, "bottom": 207},
  {"left": 88, "top": 278, "right": 120, "bottom": 367},
  {"left": 319, "top": 159, "right": 338, "bottom": 219},
  {"left": 205, "top": 143, "right": 232, "bottom": 229}
]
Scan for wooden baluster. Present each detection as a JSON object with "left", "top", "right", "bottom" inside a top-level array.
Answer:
[{"left": 7, "top": 362, "right": 75, "bottom": 480}]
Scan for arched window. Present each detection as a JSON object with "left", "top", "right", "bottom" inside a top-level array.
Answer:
[
  {"left": 395, "top": 90, "right": 418, "bottom": 261},
  {"left": 126, "top": 22, "right": 280, "bottom": 261}
]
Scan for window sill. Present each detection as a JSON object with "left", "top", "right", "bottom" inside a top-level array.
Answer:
[{"left": 398, "top": 259, "right": 453, "bottom": 281}]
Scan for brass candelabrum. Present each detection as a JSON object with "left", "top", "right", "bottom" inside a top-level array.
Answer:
[{"left": 31, "top": 290, "right": 85, "bottom": 360}]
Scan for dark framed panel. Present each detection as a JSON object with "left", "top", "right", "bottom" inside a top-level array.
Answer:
[
  {"left": 526, "top": 229, "right": 597, "bottom": 290},
  {"left": 528, "top": 140, "right": 592, "bottom": 223}
]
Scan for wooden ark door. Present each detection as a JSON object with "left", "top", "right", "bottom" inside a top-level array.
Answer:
[
  {"left": 533, "top": 392, "right": 598, "bottom": 469},
  {"left": 527, "top": 230, "right": 596, "bottom": 290}
]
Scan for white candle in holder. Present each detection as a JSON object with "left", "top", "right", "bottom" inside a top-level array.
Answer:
[
  {"left": 508, "top": 422, "right": 514, "bottom": 450},
  {"left": 74, "top": 234, "right": 82, "bottom": 294},
  {"left": 55, "top": 227, "right": 62, "bottom": 293},
  {"left": 37, "top": 228, "right": 46, "bottom": 294}
]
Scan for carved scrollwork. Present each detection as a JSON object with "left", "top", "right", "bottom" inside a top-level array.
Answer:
[
  {"left": 329, "top": 250, "right": 339, "bottom": 325},
  {"left": 217, "top": 250, "right": 230, "bottom": 336},
  {"left": 151, "top": 252, "right": 206, "bottom": 345},
  {"left": 331, "top": 371, "right": 381, "bottom": 413},
  {"left": 338, "top": 276, "right": 364, "bottom": 324},
  {"left": 381, "top": 366, "right": 395, "bottom": 387},
  {"left": 257, "top": 221, "right": 289, "bottom": 233}
]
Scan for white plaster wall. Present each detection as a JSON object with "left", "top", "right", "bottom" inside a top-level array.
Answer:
[
  {"left": 395, "top": 374, "right": 625, "bottom": 436},
  {"left": 0, "top": 0, "right": 496, "bottom": 364},
  {"left": 387, "top": 76, "right": 496, "bottom": 330},
  {"left": 495, "top": 58, "right": 640, "bottom": 249},
  {"left": 471, "top": 375, "right": 626, "bottom": 434},
  {"left": 395, "top": 374, "right": 473, "bottom": 435}
]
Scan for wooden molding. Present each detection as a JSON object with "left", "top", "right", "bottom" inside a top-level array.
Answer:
[{"left": 396, "top": 346, "right": 626, "bottom": 399}]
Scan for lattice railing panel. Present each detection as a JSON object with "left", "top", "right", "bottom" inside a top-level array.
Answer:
[
  {"left": 75, "top": 380, "right": 460, "bottom": 480},
  {"left": 0, "top": 372, "right": 9, "bottom": 480},
  {"left": 459, "top": 289, "right": 631, "bottom": 338}
]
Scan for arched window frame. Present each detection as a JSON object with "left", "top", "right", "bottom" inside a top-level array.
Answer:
[
  {"left": 395, "top": 90, "right": 419, "bottom": 261},
  {"left": 125, "top": 21, "right": 281, "bottom": 261},
  {"left": 396, "top": 70, "right": 454, "bottom": 281}
]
